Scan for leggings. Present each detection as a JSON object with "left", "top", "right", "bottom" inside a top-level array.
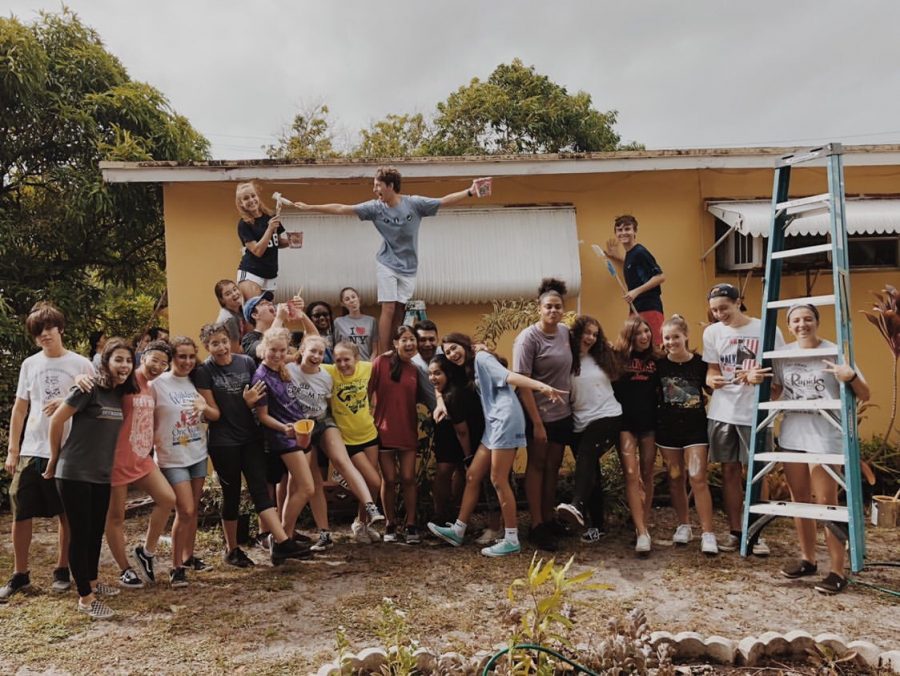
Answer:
[
  {"left": 56, "top": 479, "right": 110, "bottom": 598},
  {"left": 208, "top": 443, "right": 274, "bottom": 520},
  {"left": 571, "top": 416, "right": 622, "bottom": 526}
]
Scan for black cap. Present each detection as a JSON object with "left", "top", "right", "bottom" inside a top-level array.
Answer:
[{"left": 708, "top": 283, "right": 740, "bottom": 301}]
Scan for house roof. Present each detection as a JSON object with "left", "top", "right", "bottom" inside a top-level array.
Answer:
[{"left": 100, "top": 144, "right": 900, "bottom": 183}]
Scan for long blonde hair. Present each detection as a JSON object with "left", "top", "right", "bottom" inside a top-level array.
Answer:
[
  {"left": 235, "top": 181, "right": 274, "bottom": 224},
  {"left": 261, "top": 327, "right": 292, "bottom": 381}
]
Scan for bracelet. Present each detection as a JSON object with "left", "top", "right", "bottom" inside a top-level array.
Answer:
[
  {"left": 466, "top": 189, "right": 473, "bottom": 197},
  {"left": 848, "top": 372, "right": 858, "bottom": 383}
]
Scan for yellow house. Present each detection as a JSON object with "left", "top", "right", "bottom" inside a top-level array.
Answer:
[{"left": 101, "top": 146, "right": 900, "bottom": 439}]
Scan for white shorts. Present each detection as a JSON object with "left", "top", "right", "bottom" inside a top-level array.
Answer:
[
  {"left": 376, "top": 261, "right": 416, "bottom": 303},
  {"left": 237, "top": 269, "right": 276, "bottom": 292}
]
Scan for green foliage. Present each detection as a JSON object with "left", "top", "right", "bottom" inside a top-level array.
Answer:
[
  {"left": 375, "top": 598, "right": 419, "bottom": 675},
  {"left": 353, "top": 113, "right": 429, "bottom": 158},
  {"left": 859, "top": 436, "right": 900, "bottom": 495},
  {"left": 266, "top": 102, "right": 339, "bottom": 159},
  {"left": 474, "top": 298, "right": 576, "bottom": 350}
]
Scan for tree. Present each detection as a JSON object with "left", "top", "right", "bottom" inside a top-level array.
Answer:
[
  {"left": 424, "top": 59, "right": 634, "bottom": 155},
  {"left": 0, "top": 9, "right": 208, "bottom": 459},
  {"left": 266, "top": 102, "right": 340, "bottom": 159},
  {"left": 352, "top": 113, "right": 430, "bottom": 158}
]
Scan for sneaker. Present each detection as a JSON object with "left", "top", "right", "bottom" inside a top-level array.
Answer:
[
  {"left": 781, "top": 559, "right": 818, "bottom": 579},
  {"left": 547, "top": 519, "right": 571, "bottom": 538},
  {"left": 718, "top": 533, "right": 740, "bottom": 552},
  {"left": 673, "top": 524, "right": 693, "bottom": 545},
  {"left": 481, "top": 539, "right": 521, "bottom": 557},
  {"left": 581, "top": 527, "right": 606, "bottom": 543},
  {"left": 365, "top": 502, "right": 385, "bottom": 525},
  {"left": 292, "top": 531, "right": 312, "bottom": 544},
  {"left": 183, "top": 556, "right": 213, "bottom": 572},
  {"left": 78, "top": 598, "right": 115, "bottom": 620},
  {"left": 169, "top": 567, "right": 188, "bottom": 588},
  {"left": 752, "top": 538, "right": 770, "bottom": 557},
  {"left": 132, "top": 546, "right": 155, "bottom": 583},
  {"left": 366, "top": 523, "right": 382, "bottom": 542},
  {"left": 405, "top": 525, "right": 421, "bottom": 545},
  {"left": 271, "top": 538, "right": 313, "bottom": 565},
  {"left": 254, "top": 532, "right": 272, "bottom": 551},
  {"left": 635, "top": 532, "right": 652, "bottom": 554},
  {"left": 700, "top": 532, "right": 719, "bottom": 556},
  {"left": 119, "top": 568, "right": 144, "bottom": 589},
  {"left": 94, "top": 582, "right": 120, "bottom": 597},
  {"left": 554, "top": 503, "right": 585, "bottom": 528},
  {"left": 475, "top": 528, "right": 501, "bottom": 545},
  {"left": 427, "top": 522, "right": 463, "bottom": 547},
  {"left": 527, "top": 523, "right": 558, "bottom": 552},
  {"left": 51, "top": 567, "right": 71, "bottom": 593},
  {"left": 310, "top": 531, "right": 334, "bottom": 552},
  {"left": 814, "top": 572, "right": 848, "bottom": 595},
  {"left": 383, "top": 524, "right": 398, "bottom": 543},
  {"left": 224, "top": 547, "right": 255, "bottom": 568},
  {"left": 351, "top": 518, "right": 372, "bottom": 544},
  {"left": 0, "top": 572, "right": 31, "bottom": 602}
]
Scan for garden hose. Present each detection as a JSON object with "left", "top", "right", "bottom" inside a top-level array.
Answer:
[
  {"left": 849, "top": 578, "right": 900, "bottom": 598},
  {"left": 482, "top": 643, "right": 599, "bottom": 675}
]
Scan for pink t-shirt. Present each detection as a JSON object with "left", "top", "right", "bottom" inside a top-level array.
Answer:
[{"left": 111, "top": 370, "right": 156, "bottom": 486}]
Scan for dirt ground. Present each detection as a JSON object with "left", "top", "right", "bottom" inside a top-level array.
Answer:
[{"left": 0, "top": 507, "right": 897, "bottom": 675}]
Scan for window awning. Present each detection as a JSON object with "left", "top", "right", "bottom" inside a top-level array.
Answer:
[
  {"left": 707, "top": 198, "right": 900, "bottom": 237},
  {"left": 273, "top": 206, "right": 581, "bottom": 305}
]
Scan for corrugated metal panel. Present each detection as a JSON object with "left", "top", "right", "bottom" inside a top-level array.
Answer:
[
  {"left": 708, "top": 199, "right": 900, "bottom": 237},
  {"left": 271, "top": 206, "right": 581, "bottom": 305}
]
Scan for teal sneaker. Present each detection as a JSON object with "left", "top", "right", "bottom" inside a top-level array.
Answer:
[
  {"left": 426, "top": 522, "right": 463, "bottom": 547},
  {"left": 481, "top": 539, "right": 521, "bottom": 557}
]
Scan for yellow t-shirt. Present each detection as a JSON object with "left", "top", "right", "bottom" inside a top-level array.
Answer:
[{"left": 322, "top": 361, "right": 378, "bottom": 446}]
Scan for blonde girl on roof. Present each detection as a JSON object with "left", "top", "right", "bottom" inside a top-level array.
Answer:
[{"left": 234, "top": 182, "right": 287, "bottom": 300}]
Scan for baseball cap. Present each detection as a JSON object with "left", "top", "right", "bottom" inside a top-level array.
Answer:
[
  {"left": 243, "top": 291, "right": 275, "bottom": 324},
  {"left": 707, "top": 283, "right": 740, "bottom": 301}
]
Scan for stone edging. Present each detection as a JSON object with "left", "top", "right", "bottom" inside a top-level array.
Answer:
[{"left": 317, "top": 633, "right": 900, "bottom": 674}]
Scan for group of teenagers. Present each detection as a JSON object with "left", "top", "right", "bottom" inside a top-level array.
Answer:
[{"left": 1, "top": 169, "right": 871, "bottom": 622}]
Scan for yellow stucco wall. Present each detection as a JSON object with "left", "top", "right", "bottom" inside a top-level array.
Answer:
[{"left": 162, "top": 165, "right": 899, "bottom": 439}]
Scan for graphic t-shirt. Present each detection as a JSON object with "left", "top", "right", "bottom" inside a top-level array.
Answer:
[
  {"left": 151, "top": 372, "right": 208, "bottom": 468},
  {"left": 612, "top": 353, "right": 658, "bottom": 430},
  {"left": 194, "top": 354, "right": 259, "bottom": 447},
  {"left": 624, "top": 244, "right": 663, "bottom": 313},
  {"left": 368, "top": 354, "right": 419, "bottom": 451},
  {"left": 56, "top": 386, "right": 125, "bottom": 484},
  {"left": 333, "top": 315, "right": 378, "bottom": 361},
  {"left": 15, "top": 350, "right": 94, "bottom": 459},
  {"left": 322, "top": 361, "right": 377, "bottom": 445},
  {"left": 655, "top": 354, "right": 707, "bottom": 430},
  {"left": 570, "top": 355, "right": 622, "bottom": 433},
  {"left": 253, "top": 363, "right": 306, "bottom": 453},
  {"left": 286, "top": 363, "right": 332, "bottom": 421},
  {"left": 354, "top": 196, "right": 441, "bottom": 275},
  {"left": 111, "top": 370, "right": 156, "bottom": 486},
  {"left": 703, "top": 318, "right": 785, "bottom": 426},
  {"left": 237, "top": 215, "right": 285, "bottom": 279},
  {"left": 513, "top": 323, "right": 573, "bottom": 423}
]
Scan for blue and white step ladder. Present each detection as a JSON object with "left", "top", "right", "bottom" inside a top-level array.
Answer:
[{"left": 740, "top": 143, "right": 866, "bottom": 572}]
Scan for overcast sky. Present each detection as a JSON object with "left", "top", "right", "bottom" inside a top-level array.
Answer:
[{"left": 7, "top": 0, "right": 900, "bottom": 159}]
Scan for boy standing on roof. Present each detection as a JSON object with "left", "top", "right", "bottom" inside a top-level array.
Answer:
[{"left": 291, "top": 167, "right": 488, "bottom": 354}]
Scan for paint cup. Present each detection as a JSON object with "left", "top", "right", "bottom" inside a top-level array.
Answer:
[
  {"left": 871, "top": 495, "right": 899, "bottom": 528},
  {"left": 293, "top": 419, "right": 314, "bottom": 448},
  {"left": 474, "top": 177, "right": 492, "bottom": 197},
  {"left": 287, "top": 231, "right": 304, "bottom": 248}
]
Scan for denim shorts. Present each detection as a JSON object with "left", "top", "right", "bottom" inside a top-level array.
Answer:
[{"left": 161, "top": 458, "right": 208, "bottom": 486}]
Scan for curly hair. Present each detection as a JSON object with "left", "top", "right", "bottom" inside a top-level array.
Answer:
[{"left": 570, "top": 316, "right": 621, "bottom": 381}]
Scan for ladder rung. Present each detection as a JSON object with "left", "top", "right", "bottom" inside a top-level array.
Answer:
[
  {"left": 775, "top": 193, "right": 831, "bottom": 215},
  {"left": 749, "top": 501, "right": 849, "bottom": 522},
  {"left": 767, "top": 294, "right": 835, "bottom": 309},
  {"left": 752, "top": 452, "right": 845, "bottom": 465},
  {"left": 771, "top": 243, "right": 833, "bottom": 260},
  {"left": 759, "top": 400, "right": 842, "bottom": 411},
  {"left": 762, "top": 347, "right": 839, "bottom": 359}
]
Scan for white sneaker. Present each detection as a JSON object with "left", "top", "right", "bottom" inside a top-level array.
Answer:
[
  {"left": 700, "top": 532, "right": 718, "bottom": 555},
  {"left": 635, "top": 532, "right": 652, "bottom": 554},
  {"left": 718, "top": 533, "right": 740, "bottom": 552},
  {"left": 475, "top": 528, "right": 501, "bottom": 545},
  {"left": 351, "top": 518, "right": 372, "bottom": 544},
  {"left": 752, "top": 538, "right": 770, "bottom": 557},
  {"left": 673, "top": 524, "right": 692, "bottom": 545}
]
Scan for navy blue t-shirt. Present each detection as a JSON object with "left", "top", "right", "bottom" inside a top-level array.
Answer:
[
  {"left": 237, "top": 215, "right": 284, "bottom": 279},
  {"left": 624, "top": 244, "right": 663, "bottom": 313}
]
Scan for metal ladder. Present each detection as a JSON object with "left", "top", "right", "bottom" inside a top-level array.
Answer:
[{"left": 740, "top": 142, "right": 866, "bottom": 572}]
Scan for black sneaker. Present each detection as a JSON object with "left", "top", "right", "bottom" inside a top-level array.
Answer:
[
  {"left": 0, "top": 572, "right": 31, "bottom": 602},
  {"left": 254, "top": 532, "right": 272, "bottom": 551},
  {"left": 292, "top": 531, "right": 312, "bottom": 544},
  {"left": 555, "top": 503, "right": 585, "bottom": 528},
  {"left": 183, "top": 556, "right": 213, "bottom": 572},
  {"left": 51, "top": 567, "right": 71, "bottom": 593},
  {"left": 527, "top": 523, "right": 558, "bottom": 552},
  {"left": 119, "top": 568, "right": 144, "bottom": 589},
  {"left": 169, "top": 567, "right": 188, "bottom": 588},
  {"left": 310, "top": 531, "right": 334, "bottom": 552},
  {"left": 271, "top": 538, "right": 313, "bottom": 565},
  {"left": 405, "top": 525, "right": 421, "bottom": 545},
  {"left": 224, "top": 547, "right": 255, "bottom": 568},
  {"left": 132, "top": 546, "right": 156, "bottom": 583},
  {"left": 814, "top": 572, "right": 848, "bottom": 595},
  {"left": 780, "top": 559, "right": 818, "bottom": 579}
]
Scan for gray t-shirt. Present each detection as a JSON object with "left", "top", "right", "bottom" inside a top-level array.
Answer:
[
  {"left": 56, "top": 386, "right": 125, "bottom": 484},
  {"left": 194, "top": 354, "right": 259, "bottom": 447},
  {"left": 286, "top": 363, "right": 333, "bottom": 420},
  {"left": 354, "top": 195, "right": 441, "bottom": 275},
  {"left": 513, "top": 323, "right": 573, "bottom": 422},
  {"left": 333, "top": 314, "right": 378, "bottom": 361}
]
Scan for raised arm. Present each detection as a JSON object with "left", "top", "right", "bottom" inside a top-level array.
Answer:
[
  {"left": 290, "top": 202, "right": 358, "bottom": 216},
  {"left": 506, "top": 371, "right": 567, "bottom": 402},
  {"left": 439, "top": 178, "right": 484, "bottom": 206}
]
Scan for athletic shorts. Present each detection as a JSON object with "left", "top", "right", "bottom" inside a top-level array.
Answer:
[
  {"left": 525, "top": 415, "right": 575, "bottom": 447},
  {"left": 707, "top": 420, "right": 773, "bottom": 465},
  {"left": 639, "top": 310, "right": 664, "bottom": 347},
  {"left": 160, "top": 458, "right": 208, "bottom": 486},
  {"left": 237, "top": 269, "right": 276, "bottom": 292},
  {"left": 656, "top": 414, "right": 708, "bottom": 449},
  {"left": 376, "top": 261, "right": 416, "bottom": 304},
  {"left": 345, "top": 436, "right": 379, "bottom": 456},
  {"left": 10, "top": 456, "right": 64, "bottom": 522}
]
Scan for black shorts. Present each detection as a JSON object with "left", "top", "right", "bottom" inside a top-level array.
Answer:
[
  {"left": 525, "top": 415, "right": 574, "bottom": 447},
  {"left": 655, "top": 414, "right": 708, "bottom": 449},
  {"left": 345, "top": 436, "right": 379, "bottom": 456},
  {"left": 10, "top": 456, "right": 65, "bottom": 522}
]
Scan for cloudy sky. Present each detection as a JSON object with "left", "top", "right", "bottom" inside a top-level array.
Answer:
[{"left": 7, "top": 0, "right": 900, "bottom": 159}]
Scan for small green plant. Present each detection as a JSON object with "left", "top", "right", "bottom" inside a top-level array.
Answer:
[
  {"left": 475, "top": 299, "right": 576, "bottom": 350},
  {"left": 375, "top": 598, "right": 419, "bottom": 675},
  {"left": 335, "top": 625, "right": 354, "bottom": 676},
  {"left": 805, "top": 643, "right": 861, "bottom": 675}
]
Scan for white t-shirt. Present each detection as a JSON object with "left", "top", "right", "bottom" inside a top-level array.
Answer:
[
  {"left": 15, "top": 350, "right": 94, "bottom": 459},
  {"left": 150, "top": 372, "right": 208, "bottom": 468},
  {"left": 570, "top": 355, "right": 622, "bottom": 433},
  {"left": 774, "top": 339, "right": 850, "bottom": 453},
  {"left": 703, "top": 318, "right": 784, "bottom": 426},
  {"left": 286, "top": 363, "right": 333, "bottom": 420}
]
